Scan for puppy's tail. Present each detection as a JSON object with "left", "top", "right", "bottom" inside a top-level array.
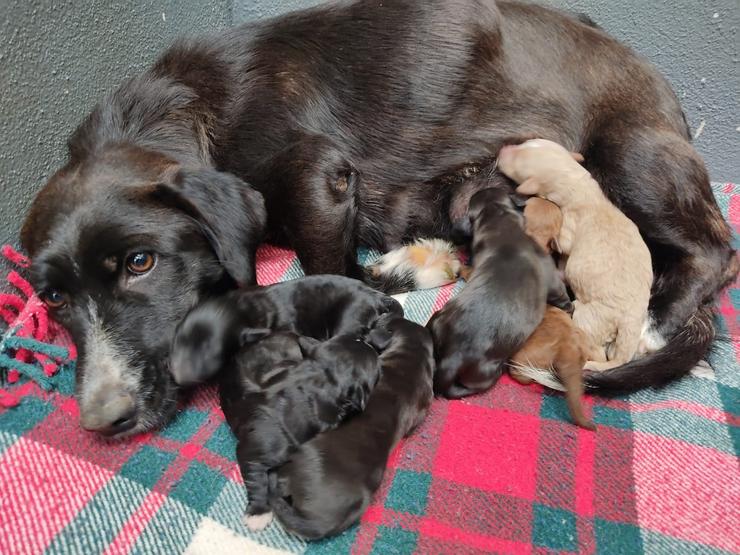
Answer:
[
  {"left": 583, "top": 304, "right": 715, "bottom": 394},
  {"left": 507, "top": 361, "right": 566, "bottom": 391}
]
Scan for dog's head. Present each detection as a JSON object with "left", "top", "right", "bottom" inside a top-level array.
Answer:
[
  {"left": 497, "top": 139, "right": 585, "bottom": 200},
  {"left": 22, "top": 145, "right": 266, "bottom": 437}
]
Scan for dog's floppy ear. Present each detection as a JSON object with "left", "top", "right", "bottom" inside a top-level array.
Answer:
[
  {"left": 151, "top": 167, "right": 267, "bottom": 285},
  {"left": 239, "top": 327, "right": 272, "bottom": 346},
  {"left": 515, "top": 177, "right": 542, "bottom": 196},
  {"left": 570, "top": 152, "right": 585, "bottom": 163}
]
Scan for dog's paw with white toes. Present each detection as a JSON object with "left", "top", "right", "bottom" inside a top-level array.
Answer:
[{"left": 244, "top": 511, "right": 273, "bottom": 532}]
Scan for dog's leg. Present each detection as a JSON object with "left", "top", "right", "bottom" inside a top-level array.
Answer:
[
  {"left": 584, "top": 317, "right": 642, "bottom": 371},
  {"left": 266, "top": 135, "right": 362, "bottom": 277}
]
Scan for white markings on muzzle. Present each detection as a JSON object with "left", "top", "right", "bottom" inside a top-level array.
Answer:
[{"left": 77, "top": 299, "right": 145, "bottom": 430}]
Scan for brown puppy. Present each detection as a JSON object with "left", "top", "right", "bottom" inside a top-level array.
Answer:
[
  {"left": 498, "top": 139, "right": 652, "bottom": 371},
  {"left": 523, "top": 197, "right": 563, "bottom": 254},
  {"left": 510, "top": 306, "right": 604, "bottom": 430},
  {"left": 429, "top": 187, "right": 573, "bottom": 399}
]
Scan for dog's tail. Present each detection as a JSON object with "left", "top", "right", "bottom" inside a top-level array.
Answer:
[
  {"left": 583, "top": 304, "right": 715, "bottom": 394},
  {"left": 362, "top": 265, "right": 417, "bottom": 294}
]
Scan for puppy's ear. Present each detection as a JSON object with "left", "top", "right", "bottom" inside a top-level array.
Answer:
[
  {"left": 508, "top": 192, "right": 529, "bottom": 209},
  {"left": 366, "top": 327, "right": 393, "bottom": 351},
  {"left": 297, "top": 336, "right": 320, "bottom": 356},
  {"left": 451, "top": 216, "right": 473, "bottom": 240},
  {"left": 240, "top": 327, "right": 272, "bottom": 346},
  {"left": 151, "top": 168, "right": 267, "bottom": 285},
  {"left": 570, "top": 152, "right": 585, "bottom": 163},
  {"left": 515, "top": 177, "right": 542, "bottom": 196}
]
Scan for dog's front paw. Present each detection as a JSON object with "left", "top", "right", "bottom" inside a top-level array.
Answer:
[{"left": 244, "top": 511, "right": 273, "bottom": 532}]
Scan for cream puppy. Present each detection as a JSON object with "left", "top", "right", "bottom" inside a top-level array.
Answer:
[{"left": 498, "top": 139, "right": 653, "bottom": 371}]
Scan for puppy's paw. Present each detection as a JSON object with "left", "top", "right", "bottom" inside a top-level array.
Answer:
[{"left": 244, "top": 511, "right": 273, "bottom": 532}]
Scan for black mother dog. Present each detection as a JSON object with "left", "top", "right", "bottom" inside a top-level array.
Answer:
[{"left": 21, "top": 0, "right": 737, "bottom": 435}]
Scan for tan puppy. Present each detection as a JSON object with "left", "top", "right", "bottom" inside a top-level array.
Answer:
[
  {"left": 498, "top": 139, "right": 653, "bottom": 371},
  {"left": 510, "top": 306, "right": 604, "bottom": 430}
]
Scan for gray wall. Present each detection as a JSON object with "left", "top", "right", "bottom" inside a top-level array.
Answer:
[
  {"left": 1, "top": 0, "right": 737, "bottom": 247},
  {"left": 0, "top": 0, "right": 231, "bottom": 246}
]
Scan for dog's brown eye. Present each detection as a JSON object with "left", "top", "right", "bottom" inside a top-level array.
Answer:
[
  {"left": 125, "top": 252, "right": 155, "bottom": 275},
  {"left": 42, "top": 289, "right": 67, "bottom": 309}
]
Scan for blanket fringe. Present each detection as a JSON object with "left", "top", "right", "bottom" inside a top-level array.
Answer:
[{"left": 0, "top": 245, "right": 76, "bottom": 407}]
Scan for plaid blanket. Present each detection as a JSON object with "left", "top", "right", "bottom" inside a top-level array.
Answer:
[{"left": 1, "top": 184, "right": 738, "bottom": 555}]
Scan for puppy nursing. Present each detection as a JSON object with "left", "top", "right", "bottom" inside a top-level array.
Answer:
[
  {"left": 498, "top": 139, "right": 653, "bottom": 371},
  {"left": 428, "top": 187, "right": 572, "bottom": 399}
]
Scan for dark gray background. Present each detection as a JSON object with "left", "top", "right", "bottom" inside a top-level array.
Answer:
[{"left": 1, "top": 0, "right": 737, "bottom": 246}]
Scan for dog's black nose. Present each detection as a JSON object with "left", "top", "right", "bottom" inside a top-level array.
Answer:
[
  {"left": 80, "top": 393, "right": 137, "bottom": 436},
  {"left": 100, "top": 408, "right": 138, "bottom": 436}
]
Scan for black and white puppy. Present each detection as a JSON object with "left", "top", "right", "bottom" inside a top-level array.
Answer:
[
  {"left": 268, "top": 315, "right": 435, "bottom": 540},
  {"left": 428, "top": 187, "right": 572, "bottom": 399},
  {"left": 169, "top": 275, "right": 402, "bottom": 386}
]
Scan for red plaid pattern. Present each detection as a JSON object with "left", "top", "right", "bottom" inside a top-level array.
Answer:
[{"left": 1, "top": 183, "right": 738, "bottom": 555}]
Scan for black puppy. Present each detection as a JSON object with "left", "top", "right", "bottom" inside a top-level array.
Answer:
[
  {"left": 170, "top": 275, "right": 402, "bottom": 386},
  {"left": 227, "top": 332, "right": 384, "bottom": 531},
  {"left": 429, "top": 187, "right": 572, "bottom": 399},
  {"left": 268, "top": 316, "right": 435, "bottom": 539}
]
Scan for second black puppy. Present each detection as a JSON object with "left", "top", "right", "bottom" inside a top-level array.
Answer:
[
  {"left": 268, "top": 316, "right": 435, "bottom": 539},
  {"left": 429, "top": 187, "right": 572, "bottom": 398}
]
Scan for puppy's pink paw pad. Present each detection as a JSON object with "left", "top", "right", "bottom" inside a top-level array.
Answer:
[{"left": 244, "top": 511, "right": 273, "bottom": 532}]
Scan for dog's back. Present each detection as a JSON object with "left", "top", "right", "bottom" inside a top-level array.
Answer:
[{"left": 269, "top": 317, "right": 434, "bottom": 539}]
